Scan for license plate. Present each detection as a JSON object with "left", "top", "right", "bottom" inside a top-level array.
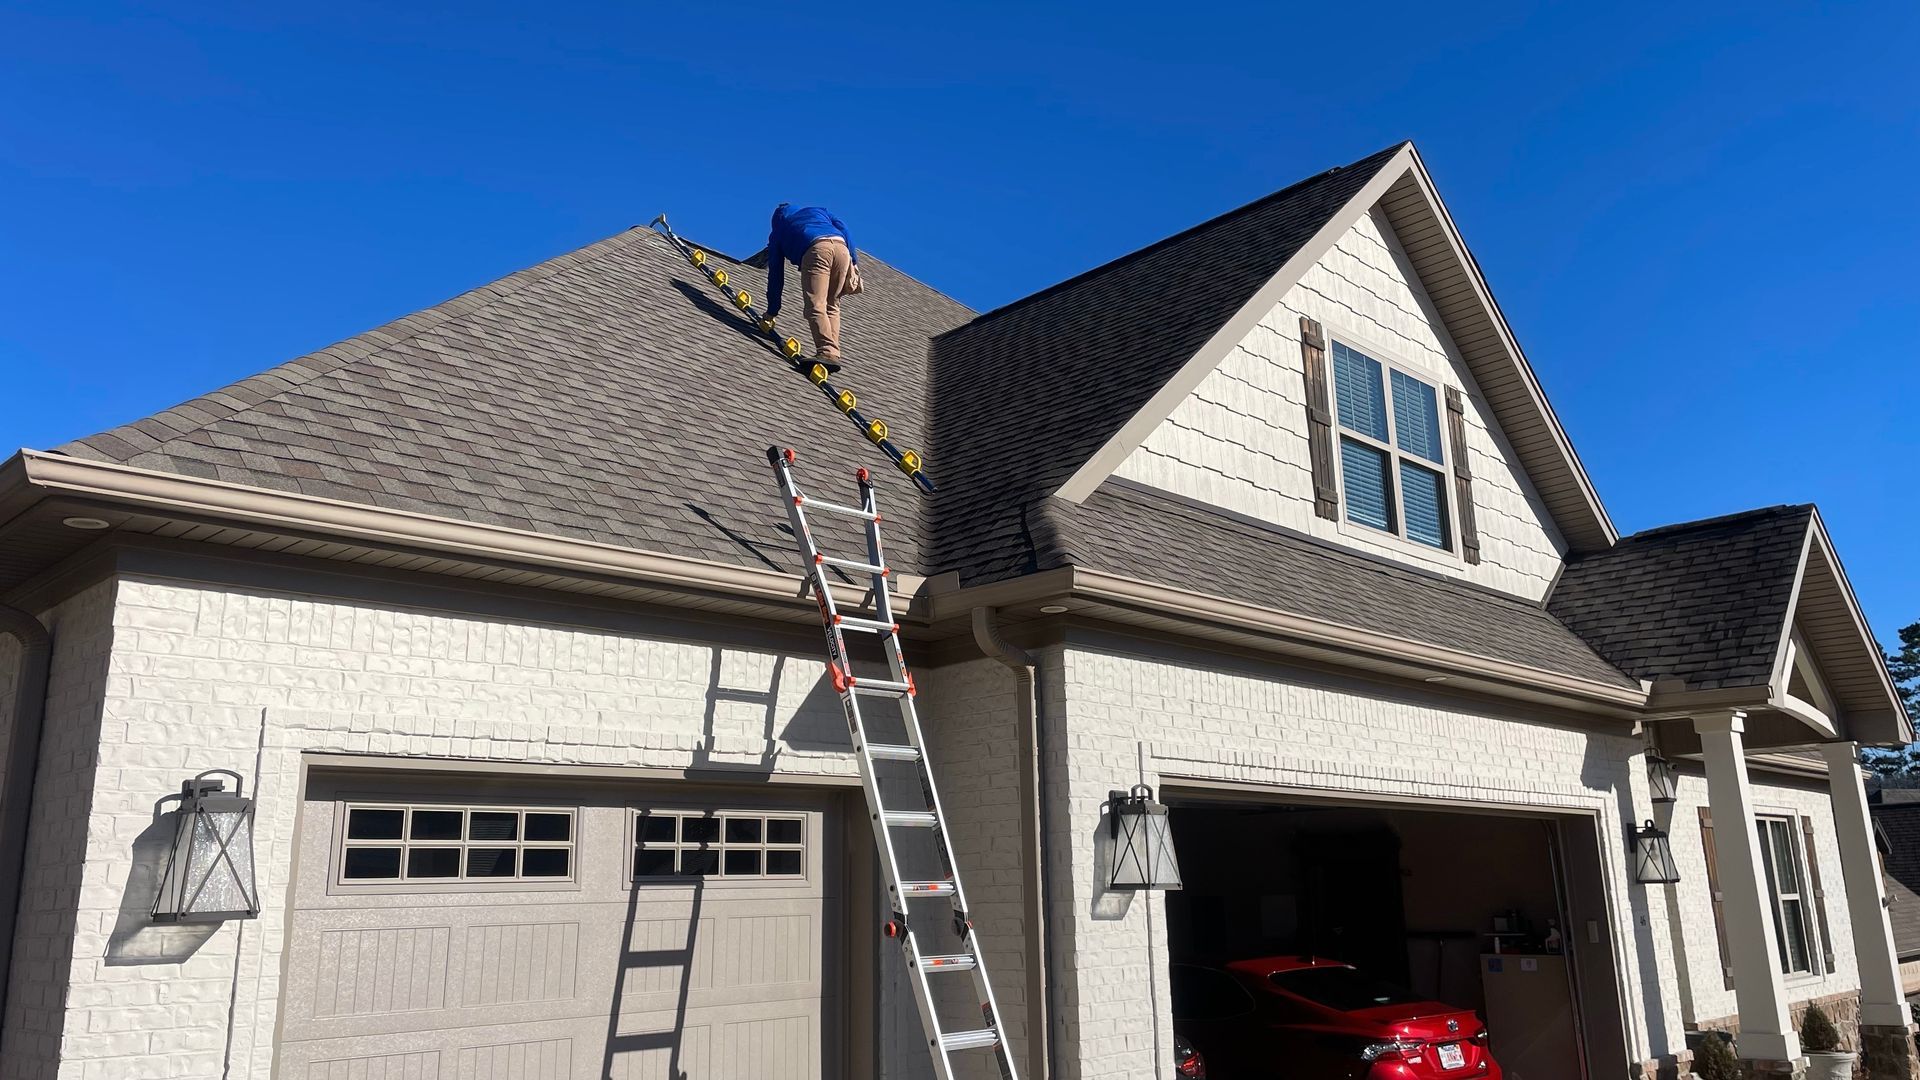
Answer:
[{"left": 1437, "top": 1043, "right": 1466, "bottom": 1069}]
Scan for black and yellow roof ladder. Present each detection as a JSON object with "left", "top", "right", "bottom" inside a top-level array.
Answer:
[{"left": 649, "top": 215, "right": 936, "bottom": 494}]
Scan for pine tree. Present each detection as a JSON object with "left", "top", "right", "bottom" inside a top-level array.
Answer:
[{"left": 1860, "top": 621, "right": 1920, "bottom": 777}]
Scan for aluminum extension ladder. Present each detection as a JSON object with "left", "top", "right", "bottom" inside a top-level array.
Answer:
[{"left": 768, "top": 446, "right": 1018, "bottom": 1080}]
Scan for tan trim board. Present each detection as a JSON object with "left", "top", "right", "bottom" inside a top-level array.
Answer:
[
  {"left": 1072, "top": 567, "right": 1647, "bottom": 708},
  {"left": 1052, "top": 145, "right": 1419, "bottom": 503},
  {"left": 1767, "top": 524, "right": 1818, "bottom": 695},
  {"left": 1158, "top": 775, "right": 1604, "bottom": 820},
  {"left": 302, "top": 751, "right": 865, "bottom": 787}
]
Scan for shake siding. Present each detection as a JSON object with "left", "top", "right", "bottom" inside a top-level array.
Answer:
[{"left": 1115, "top": 206, "right": 1566, "bottom": 600}]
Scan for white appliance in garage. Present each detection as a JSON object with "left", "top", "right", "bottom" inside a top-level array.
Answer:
[{"left": 1480, "top": 953, "right": 1581, "bottom": 1080}]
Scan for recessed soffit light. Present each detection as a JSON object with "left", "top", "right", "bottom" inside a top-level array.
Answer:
[
  {"left": 62, "top": 516, "right": 111, "bottom": 531},
  {"left": 1039, "top": 604, "right": 1069, "bottom": 614}
]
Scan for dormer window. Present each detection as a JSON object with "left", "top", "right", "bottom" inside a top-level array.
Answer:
[{"left": 1331, "top": 341, "right": 1453, "bottom": 551}]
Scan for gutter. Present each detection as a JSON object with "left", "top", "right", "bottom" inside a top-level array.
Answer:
[
  {"left": 971, "top": 608, "right": 1054, "bottom": 1080},
  {"left": 16, "top": 451, "right": 927, "bottom": 613},
  {"left": 0, "top": 603, "right": 52, "bottom": 1031}
]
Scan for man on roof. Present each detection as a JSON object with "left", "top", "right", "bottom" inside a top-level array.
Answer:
[{"left": 764, "top": 203, "right": 861, "bottom": 372}]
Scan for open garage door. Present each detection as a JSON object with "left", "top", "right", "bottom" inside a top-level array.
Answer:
[{"left": 1163, "top": 790, "right": 1629, "bottom": 1080}]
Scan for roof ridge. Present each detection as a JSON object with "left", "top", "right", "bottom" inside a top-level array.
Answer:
[
  {"left": 60, "top": 227, "right": 655, "bottom": 462},
  {"left": 933, "top": 141, "right": 1407, "bottom": 340},
  {"left": 1618, "top": 503, "right": 1813, "bottom": 544}
]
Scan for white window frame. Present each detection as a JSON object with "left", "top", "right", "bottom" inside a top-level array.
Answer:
[
  {"left": 630, "top": 809, "right": 808, "bottom": 881},
  {"left": 1755, "top": 815, "right": 1820, "bottom": 977},
  {"left": 1327, "top": 334, "right": 1461, "bottom": 557},
  {"left": 335, "top": 801, "right": 578, "bottom": 889}
]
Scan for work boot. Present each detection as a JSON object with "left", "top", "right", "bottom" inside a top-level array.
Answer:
[{"left": 814, "top": 356, "right": 843, "bottom": 375}]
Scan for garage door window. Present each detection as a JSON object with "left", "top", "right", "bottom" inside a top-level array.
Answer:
[
  {"left": 633, "top": 811, "right": 806, "bottom": 879},
  {"left": 340, "top": 804, "right": 575, "bottom": 884}
]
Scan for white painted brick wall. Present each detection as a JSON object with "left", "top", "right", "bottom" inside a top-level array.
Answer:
[
  {"left": 1116, "top": 205, "right": 1567, "bottom": 600},
  {"left": 34, "top": 577, "right": 890, "bottom": 1079},
  {"left": 909, "top": 657, "right": 1031, "bottom": 1080},
  {"left": 1665, "top": 770, "right": 1861, "bottom": 1025},
  {"left": 0, "top": 582, "right": 118, "bottom": 1080},
  {"left": 1048, "top": 641, "right": 1689, "bottom": 1080}
]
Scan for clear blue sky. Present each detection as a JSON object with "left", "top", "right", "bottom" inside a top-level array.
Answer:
[{"left": 3, "top": 3, "right": 1916, "bottom": 646}]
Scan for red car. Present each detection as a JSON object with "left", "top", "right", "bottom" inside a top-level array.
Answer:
[{"left": 1171, "top": 957, "right": 1503, "bottom": 1079}]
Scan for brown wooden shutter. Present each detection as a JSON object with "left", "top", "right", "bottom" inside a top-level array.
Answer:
[
  {"left": 1800, "top": 816, "right": 1837, "bottom": 974},
  {"left": 1699, "top": 807, "right": 1735, "bottom": 989},
  {"left": 1298, "top": 317, "right": 1340, "bottom": 521},
  {"left": 1444, "top": 386, "right": 1482, "bottom": 564}
]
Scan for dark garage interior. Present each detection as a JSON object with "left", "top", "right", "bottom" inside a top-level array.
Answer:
[{"left": 1165, "top": 795, "right": 1628, "bottom": 1080}]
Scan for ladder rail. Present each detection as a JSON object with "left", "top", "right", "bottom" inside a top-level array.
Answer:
[{"left": 769, "top": 447, "right": 1019, "bottom": 1080}]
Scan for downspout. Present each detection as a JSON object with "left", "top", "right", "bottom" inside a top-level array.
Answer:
[
  {"left": 0, "top": 603, "right": 53, "bottom": 1032},
  {"left": 970, "top": 607, "right": 1054, "bottom": 1080}
]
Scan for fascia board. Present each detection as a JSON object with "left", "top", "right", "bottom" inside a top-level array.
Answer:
[
  {"left": 1807, "top": 511, "right": 1913, "bottom": 741},
  {"left": 1396, "top": 145, "right": 1618, "bottom": 548},
  {"left": 1052, "top": 145, "right": 1418, "bottom": 505},
  {"left": 1068, "top": 566, "right": 1647, "bottom": 710},
  {"left": 16, "top": 450, "right": 907, "bottom": 612}
]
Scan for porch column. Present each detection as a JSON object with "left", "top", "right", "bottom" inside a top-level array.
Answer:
[
  {"left": 1696, "top": 711, "right": 1804, "bottom": 1072},
  {"left": 1818, "top": 741, "right": 1920, "bottom": 1079}
]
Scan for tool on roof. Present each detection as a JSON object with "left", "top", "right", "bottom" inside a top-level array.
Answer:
[
  {"left": 769, "top": 446, "right": 1016, "bottom": 1080},
  {"left": 649, "top": 215, "right": 935, "bottom": 493}
]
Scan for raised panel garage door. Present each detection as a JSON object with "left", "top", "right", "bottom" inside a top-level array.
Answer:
[{"left": 279, "top": 773, "right": 842, "bottom": 1080}]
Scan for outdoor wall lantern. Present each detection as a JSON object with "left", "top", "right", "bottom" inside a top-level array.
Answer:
[
  {"left": 1108, "top": 785, "right": 1182, "bottom": 891},
  {"left": 1646, "top": 751, "right": 1679, "bottom": 805},
  {"left": 151, "top": 769, "right": 260, "bottom": 923},
  {"left": 1630, "top": 820, "right": 1681, "bottom": 885}
]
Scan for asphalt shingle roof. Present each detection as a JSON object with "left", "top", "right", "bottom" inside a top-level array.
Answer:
[
  {"left": 1547, "top": 506, "right": 1813, "bottom": 691},
  {"left": 55, "top": 144, "right": 1638, "bottom": 690},
  {"left": 1873, "top": 796, "right": 1920, "bottom": 959},
  {"left": 61, "top": 228, "right": 974, "bottom": 576}
]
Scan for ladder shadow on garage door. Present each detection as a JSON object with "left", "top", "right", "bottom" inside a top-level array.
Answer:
[{"left": 602, "top": 835, "right": 707, "bottom": 1080}]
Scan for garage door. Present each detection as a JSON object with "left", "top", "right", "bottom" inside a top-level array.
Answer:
[{"left": 278, "top": 772, "right": 843, "bottom": 1080}]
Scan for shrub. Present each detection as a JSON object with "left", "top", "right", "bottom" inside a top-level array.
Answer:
[
  {"left": 1800, "top": 1002, "right": 1842, "bottom": 1053},
  {"left": 1692, "top": 1031, "right": 1741, "bottom": 1080}
]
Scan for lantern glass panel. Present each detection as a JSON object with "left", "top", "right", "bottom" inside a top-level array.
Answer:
[
  {"left": 1108, "top": 789, "right": 1183, "bottom": 891},
  {"left": 1633, "top": 822, "right": 1680, "bottom": 885},
  {"left": 153, "top": 778, "right": 261, "bottom": 923},
  {"left": 1646, "top": 754, "right": 1679, "bottom": 805}
]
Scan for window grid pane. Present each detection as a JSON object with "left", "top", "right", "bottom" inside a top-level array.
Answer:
[
  {"left": 1332, "top": 343, "right": 1388, "bottom": 441},
  {"left": 1400, "top": 463, "right": 1451, "bottom": 550},
  {"left": 1389, "top": 370, "right": 1443, "bottom": 463},
  {"left": 340, "top": 804, "right": 576, "bottom": 885},
  {"left": 1339, "top": 438, "right": 1394, "bottom": 532},
  {"left": 633, "top": 811, "right": 806, "bottom": 880}
]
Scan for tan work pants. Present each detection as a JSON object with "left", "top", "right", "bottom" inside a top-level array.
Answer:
[{"left": 801, "top": 237, "right": 852, "bottom": 362}]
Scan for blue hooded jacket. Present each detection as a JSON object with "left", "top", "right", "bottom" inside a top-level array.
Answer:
[{"left": 764, "top": 204, "right": 856, "bottom": 320}]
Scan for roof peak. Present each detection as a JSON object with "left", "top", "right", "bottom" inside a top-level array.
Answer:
[
  {"left": 1619, "top": 504, "right": 1814, "bottom": 544},
  {"left": 935, "top": 142, "right": 1409, "bottom": 339}
]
